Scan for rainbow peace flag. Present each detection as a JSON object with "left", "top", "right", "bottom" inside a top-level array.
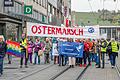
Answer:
[{"left": 6, "top": 41, "right": 22, "bottom": 57}]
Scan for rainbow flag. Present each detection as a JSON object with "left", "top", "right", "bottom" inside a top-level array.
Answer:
[{"left": 6, "top": 41, "right": 22, "bottom": 57}]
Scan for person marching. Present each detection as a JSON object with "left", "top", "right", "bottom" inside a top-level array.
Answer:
[
  {"left": 27, "top": 40, "right": 34, "bottom": 64},
  {"left": 96, "top": 39, "right": 101, "bottom": 68},
  {"left": 20, "top": 33, "right": 28, "bottom": 68},
  {"left": 44, "top": 38, "right": 52, "bottom": 64},
  {"left": 84, "top": 39, "right": 91, "bottom": 66},
  {"left": 100, "top": 38, "right": 107, "bottom": 69},
  {"left": 108, "top": 38, "right": 119, "bottom": 68},
  {"left": 0, "top": 36, "right": 6, "bottom": 76},
  {"left": 34, "top": 38, "right": 41, "bottom": 65},
  {"left": 68, "top": 38, "right": 76, "bottom": 68}
]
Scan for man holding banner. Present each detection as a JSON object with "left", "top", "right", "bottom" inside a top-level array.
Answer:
[
  {"left": 58, "top": 38, "right": 84, "bottom": 68},
  {"left": 68, "top": 38, "right": 76, "bottom": 68}
]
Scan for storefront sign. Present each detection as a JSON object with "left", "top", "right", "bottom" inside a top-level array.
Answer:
[
  {"left": 4, "top": 0, "right": 14, "bottom": 7},
  {"left": 27, "top": 22, "right": 100, "bottom": 39},
  {"left": 24, "top": 5, "right": 32, "bottom": 14}
]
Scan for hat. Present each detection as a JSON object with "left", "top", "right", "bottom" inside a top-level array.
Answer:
[{"left": 0, "top": 35, "right": 4, "bottom": 41}]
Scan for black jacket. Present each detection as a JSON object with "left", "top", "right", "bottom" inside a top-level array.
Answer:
[{"left": 0, "top": 41, "right": 6, "bottom": 57}]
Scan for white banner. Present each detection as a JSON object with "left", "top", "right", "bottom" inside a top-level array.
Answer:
[{"left": 27, "top": 22, "right": 99, "bottom": 39}]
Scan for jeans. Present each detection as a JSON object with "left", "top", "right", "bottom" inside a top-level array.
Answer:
[
  {"left": 95, "top": 53, "right": 100, "bottom": 65},
  {"left": 34, "top": 52, "right": 40, "bottom": 64},
  {"left": 20, "top": 51, "right": 28, "bottom": 66},
  {"left": 64, "top": 56, "right": 68, "bottom": 65},
  {"left": 0, "top": 56, "right": 4, "bottom": 74},
  {"left": 44, "top": 53, "right": 50, "bottom": 64},
  {"left": 101, "top": 52, "right": 106, "bottom": 68},
  {"left": 28, "top": 53, "right": 33, "bottom": 63},
  {"left": 110, "top": 52, "right": 117, "bottom": 66},
  {"left": 7, "top": 54, "right": 12, "bottom": 63},
  {"left": 94, "top": 54, "right": 98, "bottom": 64},
  {"left": 59, "top": 55, "right": 64, "bottom": 66},
  {"left": 83, "top": 52, "right": 91, "bottom": 65}
]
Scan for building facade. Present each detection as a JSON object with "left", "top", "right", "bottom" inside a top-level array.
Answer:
[
  {"left": 0, "top": 0, "right": 71, "bottom": 41},
  {"left": 48, "top": 0, "right": 71, "bottom": 26},
  {"left": 0, "top": 0, "right": 48, "bottom": 41}
]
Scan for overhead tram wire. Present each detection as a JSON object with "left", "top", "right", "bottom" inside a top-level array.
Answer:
[
  {"left": 114, "top": 0, "right": 118, "bottom": 12},
  {"left": 87, "top": 0, "right": 96, "bottom": 16},
  {"left": 87, "top": 0, "right": 98, "bottom": 24}
]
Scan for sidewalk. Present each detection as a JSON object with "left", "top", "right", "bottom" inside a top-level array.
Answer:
[
  {"left": 0, "top": 55, "right": 53, "bottom": 80},
  {"left": 81, "top": 56, "right": 120, "bottom": 80}
]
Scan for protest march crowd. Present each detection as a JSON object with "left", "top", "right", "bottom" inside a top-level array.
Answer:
[{"left": 0, "top": 33, "right": 119, "bottom": 76}]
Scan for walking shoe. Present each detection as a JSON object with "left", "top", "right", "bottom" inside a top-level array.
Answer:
[
  {"left": 88, "top": 63, "right": 91, "bottom": 66},
  {"left": 70, "top": 65, "right": 72, "bottom": 68},
  {"left": 8, "top": 61, "right": 11, "bottom": 64},
  {"left": 112, "top": 66, "right": 115, "bottom": 69},
  {"left": 96, "top": 65, "right": 101, "bottom": 68},
  {"left": 20, "top": 65, "right": 22, "bottom": 68},
  {"left": 72, "top": 65, "right": 74, "bottom": 68},
  {"left": 83, "top": 64, "right": 86, "bottom": 67},
  {"left": 25, "top": 65, "right": 28, "bottom": 68},
  {"left": 80, "top": 64, "right": 82, "bottom": 67},
  {"left": 102, "top": 67, "right": 104, "bottom": 69}
]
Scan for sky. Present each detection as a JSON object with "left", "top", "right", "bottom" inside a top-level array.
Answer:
[{"left": 71, "top": 0, "right": 120, "bottom": 12}]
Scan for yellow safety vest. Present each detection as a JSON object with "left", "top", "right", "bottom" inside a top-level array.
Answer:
[
  {"left": 21, "top": 38, "right": 27, "bottom": 49},
  {"left": 111, "top": 41, "right": 118, "bottom": 53},
  {"left": 101, "top": 42, "right": 106, "bottom": 52}
]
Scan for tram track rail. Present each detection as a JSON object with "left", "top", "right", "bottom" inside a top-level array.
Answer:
[
  {"left": 115, "top": 64, "right": 120, "bottom": 78},
  {"left": 19, "top": 64, "right": 70, "bottom": 80},
  {"left": 19, "top": 64, "right": 54, "bottom": 80},
  {"left": 49, "top": 66, "right": 70, "bottom": 80},
  {"left": 76, "top": 65, "right": 89, "bottom": 80},
  {"left": 50, "top": 65, "right": 89, "bottom": 80}
]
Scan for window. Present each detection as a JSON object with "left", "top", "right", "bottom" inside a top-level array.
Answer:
[
  {"left": 42, "top": 0, "right": 45, "bottom": 7},
  {"left": 5, "top": 7, "right": 8, "bottom": 13},
  {"left": 43, "top": 0, "right": 45, "bottom": 7},
  {"left": 34, "top": 11, "right": 38, "bottom": 19},
  {"left": 40, "top": 13, "right": 42, "bottom": 21},
  {"left": 32, "top": 11, "right": 35, "bottom": 18},
  {"left": 38, "top": 13, "right": 42, "bottom": 21},
  {"left": 36, "top": 0, "right": 38, "bottom": 4},
  {"left": 39, "top": 0, "right": 41, "bottom": 5},
  {"left": 50, "top": 5, "right": 52, "bottom": 14},
  {"left": 48, "top": 4, "right": 50, "bottom": 12},
  {"left": 44, "top": 0, "right": 47, "bottom": 8},
  {"left": 18, "top": 4, "right": 22, "bottom": 14},
  {"left": 53, "top": 7, "right": 56, "bottom": 15},
  {"left": 33, "top": 0, "right": 35, "bottom": 2},
  {"left": 41, "top": 0, "right": 43, "bottom": 6}
]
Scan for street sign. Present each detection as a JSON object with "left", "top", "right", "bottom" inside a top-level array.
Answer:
[
  {"left": 4, "top": 0, "right": 14, "bottom": 7},
  {"left": 24, "top": 5, "right": 32, "bottom": 14}
]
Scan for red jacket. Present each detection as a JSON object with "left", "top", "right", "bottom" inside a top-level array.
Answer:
[{"left": 84, "top": 42, "right": 89, "bottom": 52}]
